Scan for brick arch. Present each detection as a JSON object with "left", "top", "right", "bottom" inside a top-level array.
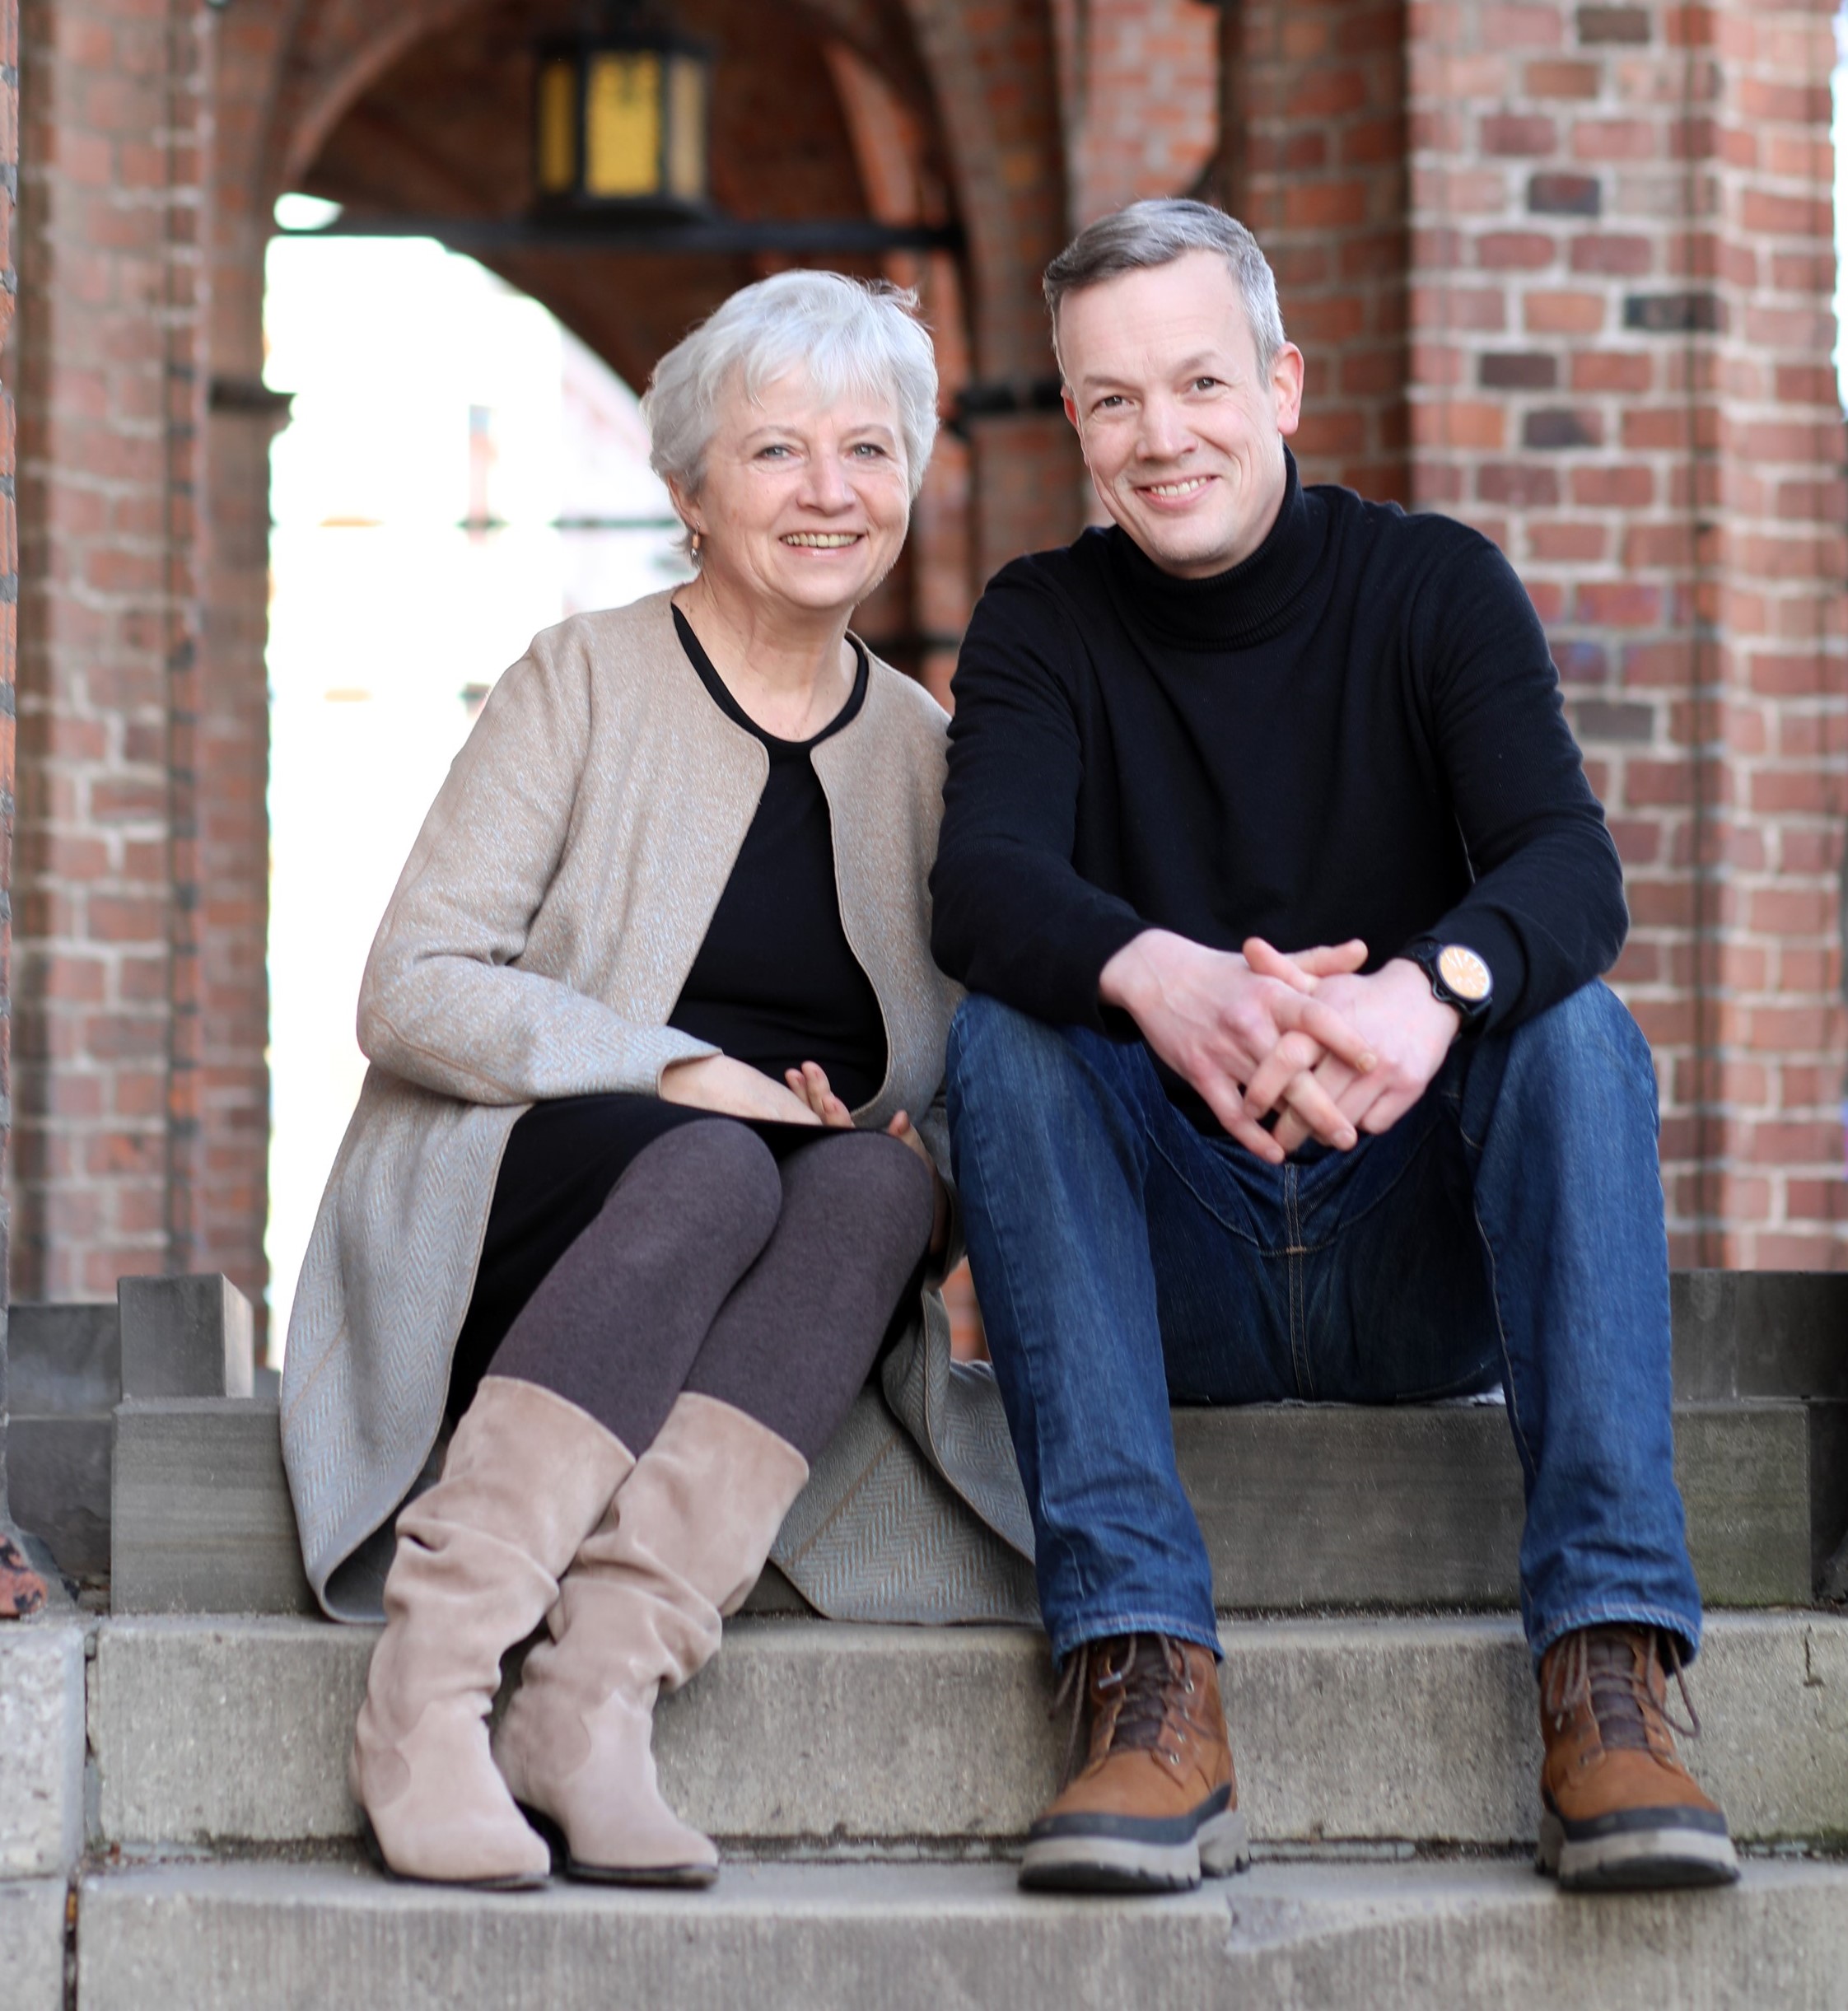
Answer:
[
  {"left": 898, "top": 0, "right": 1065, "bottom": 381},
  {"left": 5, "top": 0, "right": 1081, "bottom": 1327},
  {"left": 205, "top": 0, "right": 1039, "bottom": 1333},
  {"left": 897, "top": 0, "right": 1081, "bottom": 572}
]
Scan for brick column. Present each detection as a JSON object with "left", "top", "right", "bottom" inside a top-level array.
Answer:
[
  {"left": 1695, "top": 0, "right": 1848, "bottom": 1262},
  {"left": 10, "top": 0, "right": 212, "bottom": 1299},
  {"left": 1239, "top": 0, "right": 1411, "bottom": 499},
  {"left": 198, "top": 0, "right": 287, "bottom": 1342},
  {"left": 1059, "top": 0, "right": 1220, "bottom": 226},
  {"left": 1407, "top": 0, "right": 1848, "bottom": 1264},
  {"left": 903, "top": 0, "right": 1086, "bottom": 579},
  {"left": 0, "top": 0, "right": 50, "bottom": 1617}
]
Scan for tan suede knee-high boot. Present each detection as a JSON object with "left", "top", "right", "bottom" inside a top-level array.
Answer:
[
  {"left": 492, "top": 1391, "right": 810, "bottom": 1885},
  {"left": 350, "top": 1375, "right": 634, "bottom": 1886}
]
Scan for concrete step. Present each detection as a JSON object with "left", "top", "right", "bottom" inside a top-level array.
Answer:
[
  {"left": 89, "top": 1611, "right": 1848, "bottom": 1855},
  {"left": 0, "top": 1878, "right": 66, "bottom": 2011},
  {"left": 71, "top": 1856, "right": 1848, "bottom": 2011},
  {"left": 1173, "top": 1397, "right": 1831, "bottom": 1607},
  {"left": 102, "top": 1395, "right": 1836, "bottom": 1617},
  {"left": 16, "top": 1269, "right": 1847, "bottom": 1603}
]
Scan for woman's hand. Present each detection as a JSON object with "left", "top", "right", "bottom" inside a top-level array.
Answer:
[
  {"left": 783, "top": 1062, "right": 950, "bottom": 1254},
  {"left": 660, "top": 1054, "right": 823, "bottom": 1125},
  {"left": 886, "top": 1109, "right": 950, "bottom": 1257},
  {"left": 783, "top": 1061, "right": 857, "bottom": 1127}
]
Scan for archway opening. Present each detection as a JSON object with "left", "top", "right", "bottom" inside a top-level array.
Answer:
[{"left": 262, "top": 210, "right": 688, "bottom": 1342}]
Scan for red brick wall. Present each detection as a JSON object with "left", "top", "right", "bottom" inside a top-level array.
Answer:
[
  {"left": 1, "top": 0, "right": 1841, "bottom": 1317},
  {"left": 1238, "top": 0, "right": 1412, "bottom": 500},
  {"left": 1057, "top": 0, "right": 1220, "bottom": 226},
  {"left": 1408, "top": 0, "right": 1848, "bottom": 1265},
  {"left": 0, "top": 0, "right": 17, "bottom": 1327},
  {"left": 9, "top": 0, "right": 212, "bottom": 1299}
]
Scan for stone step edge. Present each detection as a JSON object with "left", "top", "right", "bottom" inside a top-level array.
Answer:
[
  {"left": 68, "top": 1858, "right": 1848, "bottom": 2011},
  {"left": 88, "top": 1610, "right": 1848, "bottom": 1855}
]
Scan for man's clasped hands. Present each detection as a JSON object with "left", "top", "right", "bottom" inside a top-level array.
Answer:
[{"left": 1098, "top": 930, "right": 1466, "bottom": 1163}]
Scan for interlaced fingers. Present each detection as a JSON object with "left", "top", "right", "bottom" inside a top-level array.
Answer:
[
  {"left": 1542, "top": 1626, "right": 1701, "bottom": 1747},
  {"left": 1048, "top": 1634, "right": 1189, "bottom": 1789}
]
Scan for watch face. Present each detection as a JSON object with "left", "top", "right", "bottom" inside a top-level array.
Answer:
[{"left": 1437, "top": 944, "right": 1492, "bottom": 1004}]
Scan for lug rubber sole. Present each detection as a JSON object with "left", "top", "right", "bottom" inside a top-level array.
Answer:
[
  {"left": 1020, "top": 1806, "right": 1251, "bottom": 1894},
  {"left": 1537, "top": 1808, "right": 1741, "bottom": 1892}
]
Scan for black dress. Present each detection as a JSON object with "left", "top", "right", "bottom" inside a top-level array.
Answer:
[{"left": 446, "top": 610, "right": 890, "bottom": 1411}]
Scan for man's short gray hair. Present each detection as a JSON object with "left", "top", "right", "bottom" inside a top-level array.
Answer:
[
  {"left": 1043, "top": 199, "right": 1287, "bottom": 376},
  {"left": 644, "top": 270, "right": 939, "bottom": 561}
]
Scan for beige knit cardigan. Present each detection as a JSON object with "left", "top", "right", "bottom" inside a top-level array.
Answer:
[{"left": 280, "top": 591, "right": 1038, "bottom": 1623}]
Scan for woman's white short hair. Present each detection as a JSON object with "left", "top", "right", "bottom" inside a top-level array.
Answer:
[{"left": 643, "top": 270, "right": 939, "bottom": 561}]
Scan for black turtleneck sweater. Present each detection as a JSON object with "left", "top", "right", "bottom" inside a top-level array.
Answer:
[{"left": 931, "top": 455, "right": 1626, "bottom": 1100}]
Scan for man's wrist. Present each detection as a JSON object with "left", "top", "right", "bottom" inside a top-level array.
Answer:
[
  {"left": 1384, "top": 956, "right": 1464, "bottom": 1043},
  {"left": 1098, "top": 929, "right": 1164, "bottom": 1015},
  {"left": 1400, "top": 939, "right": 1493, "bottom": 1034}
]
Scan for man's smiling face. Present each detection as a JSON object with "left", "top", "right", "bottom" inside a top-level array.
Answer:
[{"left": 1055, "top": 249, "right": 1304, "bottom": 581}]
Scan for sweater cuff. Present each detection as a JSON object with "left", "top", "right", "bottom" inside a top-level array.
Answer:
[{"left": 1062, "top": 908, "right": 1154, "bottom": 1035}]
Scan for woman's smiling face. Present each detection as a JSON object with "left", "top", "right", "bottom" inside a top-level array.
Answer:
[{"left": 674, "top": 366, "right": 912, "bottom": 619}]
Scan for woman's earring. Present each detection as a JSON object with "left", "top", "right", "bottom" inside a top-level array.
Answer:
[{"left": 689, "top": 529, "right": 703, "bottom": 558}]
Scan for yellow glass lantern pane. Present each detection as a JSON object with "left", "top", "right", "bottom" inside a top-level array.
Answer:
[
  {"left": 665, "top": 54, "right": 707, "bottom": 203},
  {"left": 536, "top": 58, "right": 577, "bottom": 194},
  {"left": 586, "top": 52, "right": 661, "bottom": 198}
]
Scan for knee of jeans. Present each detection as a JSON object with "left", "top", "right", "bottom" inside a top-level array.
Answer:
[
  {"left": 1509, "top": 982, "right": 1656, "bottom": 1105},
  {"left": 947, "top": 994, "right": 1066, "bottom": 1104}
]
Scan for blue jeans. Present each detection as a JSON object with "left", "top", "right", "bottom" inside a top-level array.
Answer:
[{"left": 946, "top": 982, "right": 1702, "bottom": 1672}]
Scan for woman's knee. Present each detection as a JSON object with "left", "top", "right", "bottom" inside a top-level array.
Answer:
[
  {"left": 607, "top": 1117, "right": 783, "bottom": 1255},
  {"left": 783, "top": 1129, "right": 934, "bottom": 1248}
]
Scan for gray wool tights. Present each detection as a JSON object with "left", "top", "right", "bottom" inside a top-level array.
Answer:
[{"left": 485, "top": 1118, "right": 936, "bottom": 1462}]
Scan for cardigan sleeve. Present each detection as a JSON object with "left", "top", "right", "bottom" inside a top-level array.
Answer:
[{"left": 356, "top": 641, "right": 717, "bottom": 1105}]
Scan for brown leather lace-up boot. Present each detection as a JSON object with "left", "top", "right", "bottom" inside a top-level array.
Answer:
[
  {"left": 1536, "top": 1623, "right": 1738, "bottom": 1891},
  {"left": 1020, "top": 1633, "right": 1249, "bottom": 1893}
]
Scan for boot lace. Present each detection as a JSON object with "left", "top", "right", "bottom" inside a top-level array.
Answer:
[
  {"left": 1542, "top": 1626, "right": 1701, "bottom": 1747},
  {"left": 1048, "top": 1634, "right": 1191, "bottom": 1788}
]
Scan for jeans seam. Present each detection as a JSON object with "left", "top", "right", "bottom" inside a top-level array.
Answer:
[
  {"left": 1146, "top": 1132, "right": 1269, "bottom": 1249},
  {"left": 1286, "top": 1164, "right": 1314, "bottom": 1400},
  {"left": 1470, "top": 1182, "right": 1538, "bottom": 1480},
  {"left": 955, "top": 1037, "right": 1096, "bottom": 1612},
  {"left": 1155, "top": 1099, "right": 1450, "bottom": 1258}
]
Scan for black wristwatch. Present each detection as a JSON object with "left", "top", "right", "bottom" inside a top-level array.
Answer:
[{"left": 1406, "top": 940, "right": 1494, "bottom": 1032}]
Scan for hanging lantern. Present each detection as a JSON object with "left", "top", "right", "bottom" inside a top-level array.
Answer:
[{"left": 534, "top": 3, "right": 712, "bottom": 215}]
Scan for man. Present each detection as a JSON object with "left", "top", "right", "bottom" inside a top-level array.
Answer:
[{"left": 931, "top": 199, "right": 1737, "bottom": 1897}]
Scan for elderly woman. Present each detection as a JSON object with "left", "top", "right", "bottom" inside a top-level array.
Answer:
[{"left": 281, "top": 272, "right": 1029, "bottom": 1893}]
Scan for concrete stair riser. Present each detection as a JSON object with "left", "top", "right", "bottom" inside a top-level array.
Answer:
[
  {"left": 105, "top": 1397, "right": 1823, "bottom": 1617},
  {"left": 110, "top": 1401, "right": 316, "bottom": 1617},
  {"left": 1174, "top": 1400, "right": 1815, "bottom": 1607},
  {"left": 89, "top": 1612, "right": 1848, "bottom": 1854},
  {"left": 1671, "top": 1271, "right": 1848, "bottom": 1401},
  {"left": 70, "top": 1859, "right": 1848, "bottom": 2011},
  {"left": 0, "top": 1623, "right": 85, "bottom": 1877},
  {"left": 13, "top": 1269, "right": 1847, "bottom": 1597},
  {"left": 0, "top": 1878, "right": 68, "bottom": 2011}
]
